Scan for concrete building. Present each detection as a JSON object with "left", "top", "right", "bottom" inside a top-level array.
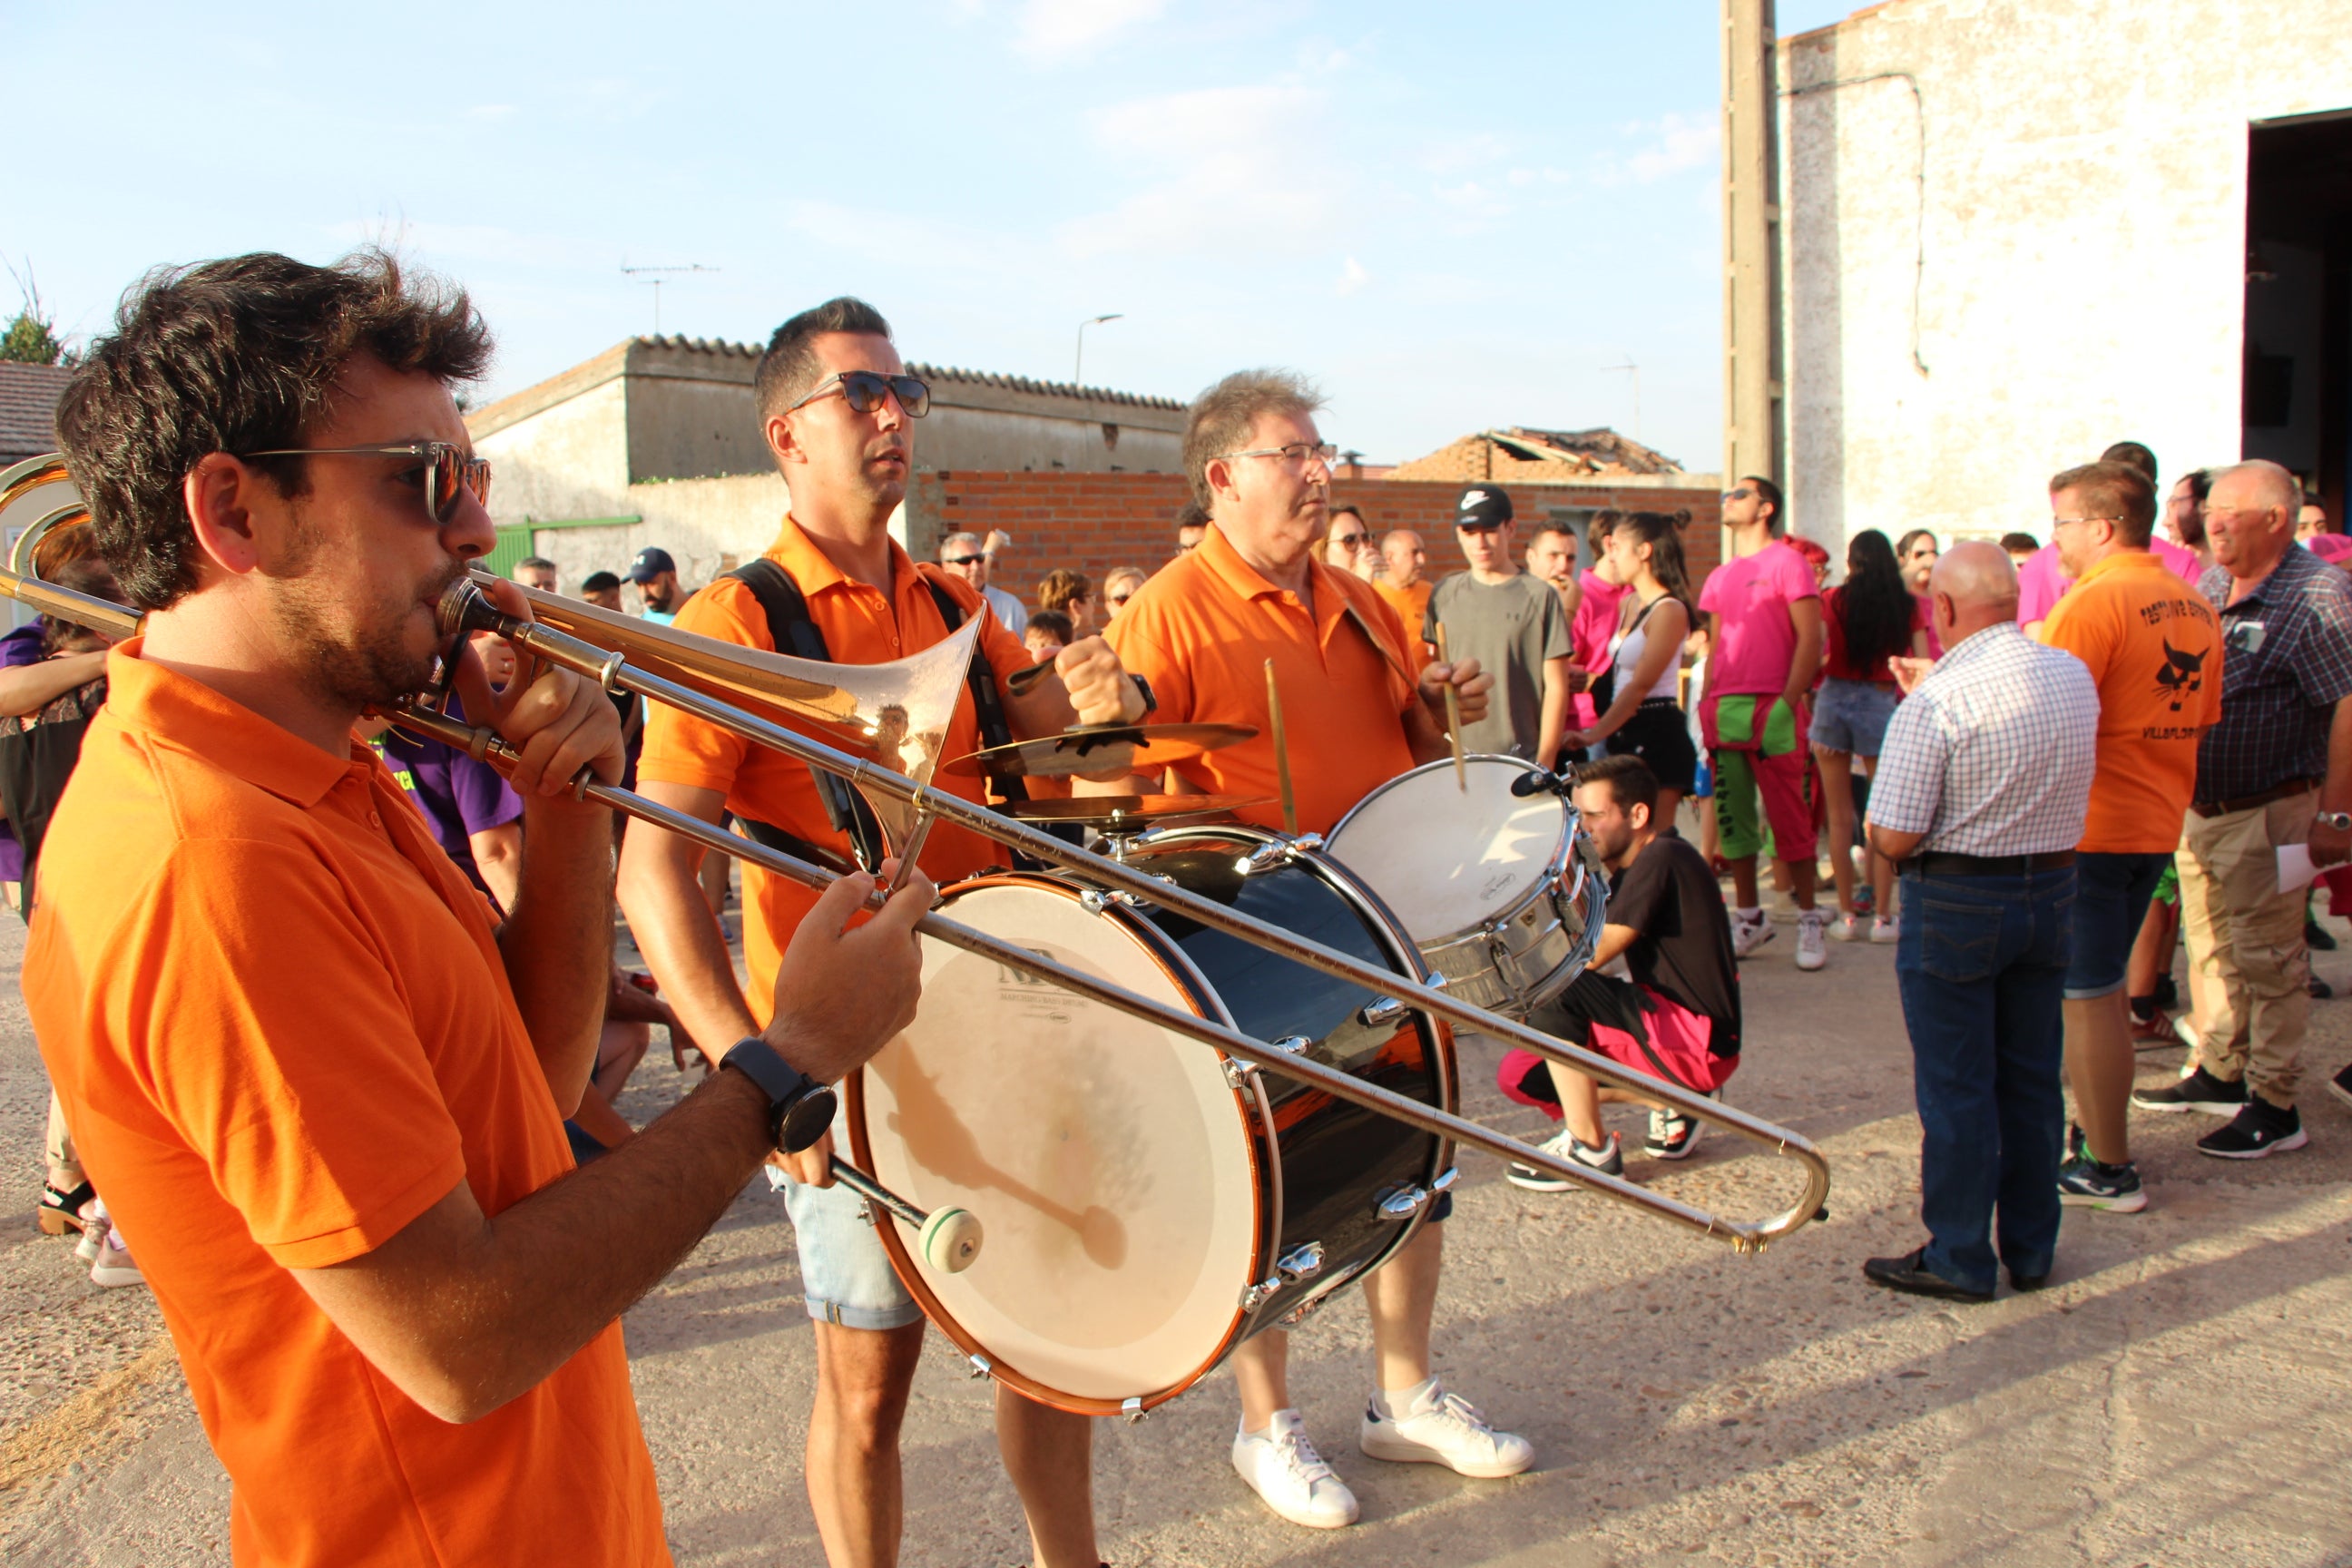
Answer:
[
  {"left": 465, "top": 336, "right": 1186, "bottom": 589},
  {"left": 1772, "top": 0, "right": 2352, "bottom": 553}
]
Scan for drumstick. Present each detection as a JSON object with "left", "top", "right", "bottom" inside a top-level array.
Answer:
[
  {"left": 1265, "top": 659, "right": 1298, "bottom": 836},
  {"left": 1434, "top": 624, "right": 1467, "bottom": 794}
]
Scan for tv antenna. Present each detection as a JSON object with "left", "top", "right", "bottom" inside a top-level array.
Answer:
[
  {"left": 1601, "top": 357, "right": 1641, "bottom": 441},
  {"left": 620, "top": 262, "right": 718, "bottom": 334}
]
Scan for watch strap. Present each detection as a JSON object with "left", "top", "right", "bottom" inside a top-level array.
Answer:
[{"left": 720, "top": 1037, "right": 834, "bottom": 1152}]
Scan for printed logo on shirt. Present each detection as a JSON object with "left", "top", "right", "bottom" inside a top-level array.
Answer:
[{"left": 2153, "top": 639, "right": 2208, "bottom": 712}]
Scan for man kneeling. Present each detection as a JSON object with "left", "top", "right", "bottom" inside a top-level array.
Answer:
[{"left": 1497, "top": 755, "right": 1743, "bottom": 1186}]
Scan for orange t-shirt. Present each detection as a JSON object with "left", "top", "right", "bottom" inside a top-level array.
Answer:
[
  {"left": 24, "top": 644, "right": 665, "bottom": 1568},
  {"left": 1103, "top": 523, "right": 1421, "bottom": 836},
  {"left": 636, "top": 517, "right": 1029, "bottom": 1021},
  {"left": 1375, "top": 578, "right": 1433, "bottom": 645},
  {"left": 2039, "top": 548, "right": 2223, "bottom": 853}
]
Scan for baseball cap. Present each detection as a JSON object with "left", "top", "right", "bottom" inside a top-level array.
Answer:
[
  {"left": 624, "top": 547, "right": 676, "bottom": 583},
  {"left": 1455, "top": 486, "right": 1514, "bottom": 530}
]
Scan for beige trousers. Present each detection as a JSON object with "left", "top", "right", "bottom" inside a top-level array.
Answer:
[
  {"left": 45, "top": 1091, "right": 83, "bottom": 1191},
  {"left": 2177, "top": 792, "right": 2314, "bottom": 1106}
]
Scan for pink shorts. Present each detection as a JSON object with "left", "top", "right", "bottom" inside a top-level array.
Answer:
[{"left": 1498, "top": 989, "right": 1739, "bottom": 1118}]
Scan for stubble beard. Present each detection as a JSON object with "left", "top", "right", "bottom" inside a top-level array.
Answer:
[{"left": 275, "top": 534, "right": 463, "bottom": 712}]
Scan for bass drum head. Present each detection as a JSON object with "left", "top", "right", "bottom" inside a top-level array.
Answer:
[
  {"left": 850, "top": 879, "right": 1259, "bottom": 1407},
  {"left": 1328, "top": 755, "right": 1568, "bottom": 943}
]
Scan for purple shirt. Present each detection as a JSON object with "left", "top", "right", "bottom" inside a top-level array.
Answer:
[
  {"left": 0, "top": 624, "right": 44, "bottom": 883},
  {"left": 375, "top": 698, "right": 523, "bottom": 902}
]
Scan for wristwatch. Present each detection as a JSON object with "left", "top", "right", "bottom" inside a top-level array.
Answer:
[
  {"left": 2318, "top": 811, "right": 2352, "bottom": 833},
  {"left": 720, "top": 1037, "right": 838, "bottom": 1154},
  {"left": 1129, "top": 673, "right": 1158, "bottom": 717}
]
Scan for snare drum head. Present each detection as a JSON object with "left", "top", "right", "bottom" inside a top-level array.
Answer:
[
  {"left": 1328, "top": 756, "right": 1569, "bottom": 941},
  {"left": 852, "top": 881, "right": 1258, "bottom": 1404}
]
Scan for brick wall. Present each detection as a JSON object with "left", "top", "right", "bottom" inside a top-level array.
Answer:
[{"left": 906, "top": 471, "right": 1723, "bottom": 609}]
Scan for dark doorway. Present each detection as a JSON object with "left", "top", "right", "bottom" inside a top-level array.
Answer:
[{"left": 2245, "top": 111, "right": 2352, "bottom": 527}]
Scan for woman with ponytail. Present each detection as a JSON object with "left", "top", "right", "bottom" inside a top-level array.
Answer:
[
  {"left": 1813, "top": 529, "right": 1929, "bottom": 941},
  {"left": 1568, "top": 511, "right": 1698, "bottom": 826}
]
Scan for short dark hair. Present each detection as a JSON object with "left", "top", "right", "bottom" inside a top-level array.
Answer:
[
  {"left": 1574, "top": 752, "right": 1660, "bottom": 815},
  {"left": 753, "top": 296, "right": 893, "bottom": 423},
  {"left": 1026, "top": 609, "right": 1073, "bottom": 644},
  {"left": 43, "top": 554, "right": 127, "bottom": 655},
  {"left": 56, "top": 250, "right": 492, "bottom": 612},
  {"left": 1329, "top": 502, "right": 1364, "bottom": 522},
  {"left": 2052, "top": 459, "right": 2158, "bottom": 547},
  {"left": 1742, "top": 475, "right": 1785, "bottom": 532},
  {"left": 1184, "top": 369, "right": 1324, "bottom": 509},
  {"left": 2100, "top": 441, "right": 2158, "bottom": 484},
  {"left": 581, "top": 570, "right": 622, "bottom": 593},
  {"left": 515, "top": 554, "right": 556, "bottom": 574},
  {"left": 1175, "top": 498, "right": 1209, "bottom": 535},
  {"left": 1587, "top": 508, "right": 1622, "bottom": 540},
  {"left": 2000, "top": 532, "right": 2042, "bottom": 554}
]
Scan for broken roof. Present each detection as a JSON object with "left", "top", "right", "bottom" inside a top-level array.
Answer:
[{"left": 1386, "top": 426, "right": 1685, "bottom": 484}]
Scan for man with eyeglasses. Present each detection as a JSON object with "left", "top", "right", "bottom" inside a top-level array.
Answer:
[
  {"left": 1695, "top": 476, "right": 1828, "bottom": 971},
  {"left": 30, "top": 251, "right": 930, "bottom": 1566},
  {"left": 620, "top": 296, "right": 1145, "bottom": 1568},
  {"left": 936, "top": 528, "right": 1027, "bottom": 634},
  {"left": 1086, "top": 368, "right": 1524, "bottom": 1533},
  {"left": 1325, "top": 502, "right": 1377, "bottom": 581},
  {"left": 2132, "top": 460, "right": 2352, "bottom": 1155}
]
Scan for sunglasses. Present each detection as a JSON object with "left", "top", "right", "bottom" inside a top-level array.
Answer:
[
  {"left": 1108, "top": 592, "right": 1134, "bottom": 607},
  {"left": 1721, "top": 486, "right": 1752, "bottom": 502},
  {"left": 1333, "top": 533, "right": 1368, "bottom": 548},
  {"left": 786, "top": 370, "right": 932, "bottom": 418},
  {"left": 945, "top": 553, "right": 986, "bottom": 566},
  {"left": 240, "top": 441, "right": 490, "bottom": 524}
]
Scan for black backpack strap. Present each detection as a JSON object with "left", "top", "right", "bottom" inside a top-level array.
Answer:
[
  {"left": 723, "top": 559, "right": 887, "bottom": 871},
  {"left": 921, "top": 573, "right": 1028, "bottom": 806}
]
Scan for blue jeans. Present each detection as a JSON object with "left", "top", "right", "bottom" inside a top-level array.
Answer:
[{"left": 1894, "top": 865, "right": 2074, "bottom": 1292}]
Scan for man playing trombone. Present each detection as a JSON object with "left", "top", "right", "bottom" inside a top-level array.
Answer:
[
  {"left": 618, "top": 298, "right": 1147, "bottom": 1568},
  {"left": 29, "top": 250, "right": 932, "bottom": 1566},
  {"left": 1084, "top": 368, "right": 1528, "bottom": 1530}
]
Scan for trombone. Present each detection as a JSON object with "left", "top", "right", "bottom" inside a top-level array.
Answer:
[{"left": 0, "top": 456, "right": 1830, "bottom": 1252}]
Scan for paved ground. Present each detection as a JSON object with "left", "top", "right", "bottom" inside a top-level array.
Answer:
[{"left": 6, "top": 892, "right": 2352, "bottom": 1566}]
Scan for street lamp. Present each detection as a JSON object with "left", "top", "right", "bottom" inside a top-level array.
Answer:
[{"left": 1074, "top": 313, "right": 1123, "bottom": 387}]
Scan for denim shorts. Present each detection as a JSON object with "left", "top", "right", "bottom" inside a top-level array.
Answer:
[
  {"left": 2063, "top": 851, "right": 2172, "bottom": 1000},
  {"left": 769, "top": 1166, "right": 926, "bottom": 1330},
  {"left": 1809, "top": 678, "right": 1899, "bottom": 757}
]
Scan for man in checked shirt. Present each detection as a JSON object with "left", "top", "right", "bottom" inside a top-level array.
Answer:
[
  {"left": 1860, "top": 542, "right": 2099, "bottom": 1302},
  {"left": 2132, "top": 461, "right": 2352, "bottom": 1155}
]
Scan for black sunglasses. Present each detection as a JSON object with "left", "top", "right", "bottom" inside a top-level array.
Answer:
[
  {"left": 786, "top": 370, "right": 932, "bottom": 419},
  {"left": 945, "top": 553, "right": 986, "bottom": 566},
  {"left": 239, "top": 441, "right": 490, "bottom": 524}
]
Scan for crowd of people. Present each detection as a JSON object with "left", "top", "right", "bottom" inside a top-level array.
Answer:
[{"left": 14, "top": 242, "right": 2352, "bottom": 1568}]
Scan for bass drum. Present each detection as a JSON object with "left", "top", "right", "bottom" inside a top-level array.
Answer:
[{"left": 845, "top": 825, "right": 1455, "bottom": 1416}]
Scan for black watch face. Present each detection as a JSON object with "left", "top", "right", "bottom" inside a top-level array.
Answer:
[{"left": 779, "top": 1084, "right": 838, "bottom": 1153}]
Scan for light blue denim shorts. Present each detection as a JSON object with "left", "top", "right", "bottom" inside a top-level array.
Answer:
[{"left": 768, "top": 1166, "right": 925, "bottom": 1330}]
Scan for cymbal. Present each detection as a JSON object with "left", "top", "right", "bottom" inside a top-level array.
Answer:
[
  {"left": 1003, "top": 794, "right": 1269, "bottom": 829},
  {"left": 944, "top": 722, "right": 1258, "bottom": 779}
]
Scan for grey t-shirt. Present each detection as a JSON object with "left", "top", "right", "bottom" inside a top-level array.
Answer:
[{"left": 1425, "top": 570, "right": 1571, "bottom": 759}]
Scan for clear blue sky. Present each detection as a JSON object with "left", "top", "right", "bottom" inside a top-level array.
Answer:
[{"left": 12, "top": 1, "right": 1855, "bottom": 472}]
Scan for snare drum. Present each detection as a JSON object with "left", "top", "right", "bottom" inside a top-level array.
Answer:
[
  {"left": 846, "top": 825, "right": 1454, "bottom": 1416},
  {"left": 1326, "top": 755, "right": 1607, "bottom": 1016}
]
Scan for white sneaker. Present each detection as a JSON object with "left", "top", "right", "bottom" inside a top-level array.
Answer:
[
  {"left": 1730, "top": 909, "right": 1775, "bottom": 957},
  {"left": 1795, "top": 910, "right": 1828, "bottom": 971},
  {"left": 1870, "top": 916, "right": 1900, "bottom": 945},
  {"left": 1829, "top": 913, "right": 1864, "bottom": 943},
  {"left": 1360, "top": 1378, "right": 1534, "bottom": 1479},
  {"left": 1232, "top": 1410, "right": 1358, "bottom": 1528},
  {"left": 89, "top": 1223, "right": 142, "bottom": 1289},
  {"left": 1506, "top": 1128, "right": 1622, "bottom": 1191}
]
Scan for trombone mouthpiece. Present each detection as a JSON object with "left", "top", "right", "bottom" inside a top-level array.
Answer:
[{"left": 436, "top": 577, "right": 495, "bottom": 637}]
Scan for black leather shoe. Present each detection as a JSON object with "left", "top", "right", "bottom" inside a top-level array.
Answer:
[
  {"left": 1862, "top": 1247, "right": 1994, "bottom": 1302},
  {"left": 2010, "top": 1270, "right": 2050, "bottom": 1292}
]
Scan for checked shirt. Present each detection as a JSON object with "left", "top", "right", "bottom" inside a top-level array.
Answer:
[
  {"left": 1867, "top": 621, "right": 2098, "bottom": 857},
  {"left": 2193, "top": 544, "right": 2352, "bottom": 804}
]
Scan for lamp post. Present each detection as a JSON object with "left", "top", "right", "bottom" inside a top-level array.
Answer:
[{"left": 1074, "top": 313, "right": 1123, "bottom": 387}]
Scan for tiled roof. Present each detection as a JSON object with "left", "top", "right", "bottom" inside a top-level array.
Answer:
[
  {"left": 0, "top": 362, "right": 74, "bottom": 462},
  {"left": 1387, "top": 426, "right": 1685, "bottom": 484},
  {"left": 629, "top": 335, "right": 1187, "bottom": 411}
]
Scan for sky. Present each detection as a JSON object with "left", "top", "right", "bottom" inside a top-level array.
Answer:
[{"left": 8, "top": 0, "right": 1857, "bottom": 472}]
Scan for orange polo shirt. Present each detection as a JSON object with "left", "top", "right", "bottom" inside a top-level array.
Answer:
[
  {"left": 636, "top": 517, "right": 1028, "bottom": 1021},
  {"left": 24, "top": 643, "right": 665, "bottom": 1568},
  {"left": 1375, "top": 578, "right": 1433, "bottom": 646},
  {"left": 2040, "top": 548, "right": 2223, "bottom": 853},
  {"left": 1104, "top": 523, "right": 1421, "bottom": 836}
]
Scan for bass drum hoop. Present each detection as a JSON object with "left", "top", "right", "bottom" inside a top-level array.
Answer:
[{"left": 844, "top": 869, "right": 1282, "bottom": 1417}]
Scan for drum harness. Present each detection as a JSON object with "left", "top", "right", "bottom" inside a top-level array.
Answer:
[{"left": 720, "top": 557, "right": 1027, "bottom": 876}]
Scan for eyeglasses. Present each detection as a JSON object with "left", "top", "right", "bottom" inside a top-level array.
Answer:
[
  {"left": 1721, "top": 487, "right": 1751, "bottom": 502},
  {"left": 2050, "top": 514, "right": 2119, "bottom": 531},
  {"left": 1332, "top": 532, "right": 1367, "bottom": 548},
  {"left": 1108, "top": 592, "right": 1134, "bottom": 607},
  {"left": 1220, "top": 441, "right": 1338, "bottom": 469},
  {"left": 239, "top": 441, "right": 490, "bottom": 524},
  {"left": 785, "top": 370, "right": 932, "bottom": 419},
  {"left": 944, "top": 553, "right": 986, "bottom": 567}
]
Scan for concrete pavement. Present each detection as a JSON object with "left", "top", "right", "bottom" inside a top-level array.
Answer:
[{"left": 6, "top": 901, "right": 2352, "bottom": 1566}]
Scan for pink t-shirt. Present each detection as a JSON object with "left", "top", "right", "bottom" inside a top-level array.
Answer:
[
  {"left": 2019, "top": 538, "right": 2202, "bottom": 624},
  {"left": 1569, "top": 570, "right": 1632, "bottom": 726},
  {"left": 1696, "top": 538, "right": 1818, "bottom": 696},
  {"left": 2306, "top": 534, "right": 2352, "bottom": 566}
]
